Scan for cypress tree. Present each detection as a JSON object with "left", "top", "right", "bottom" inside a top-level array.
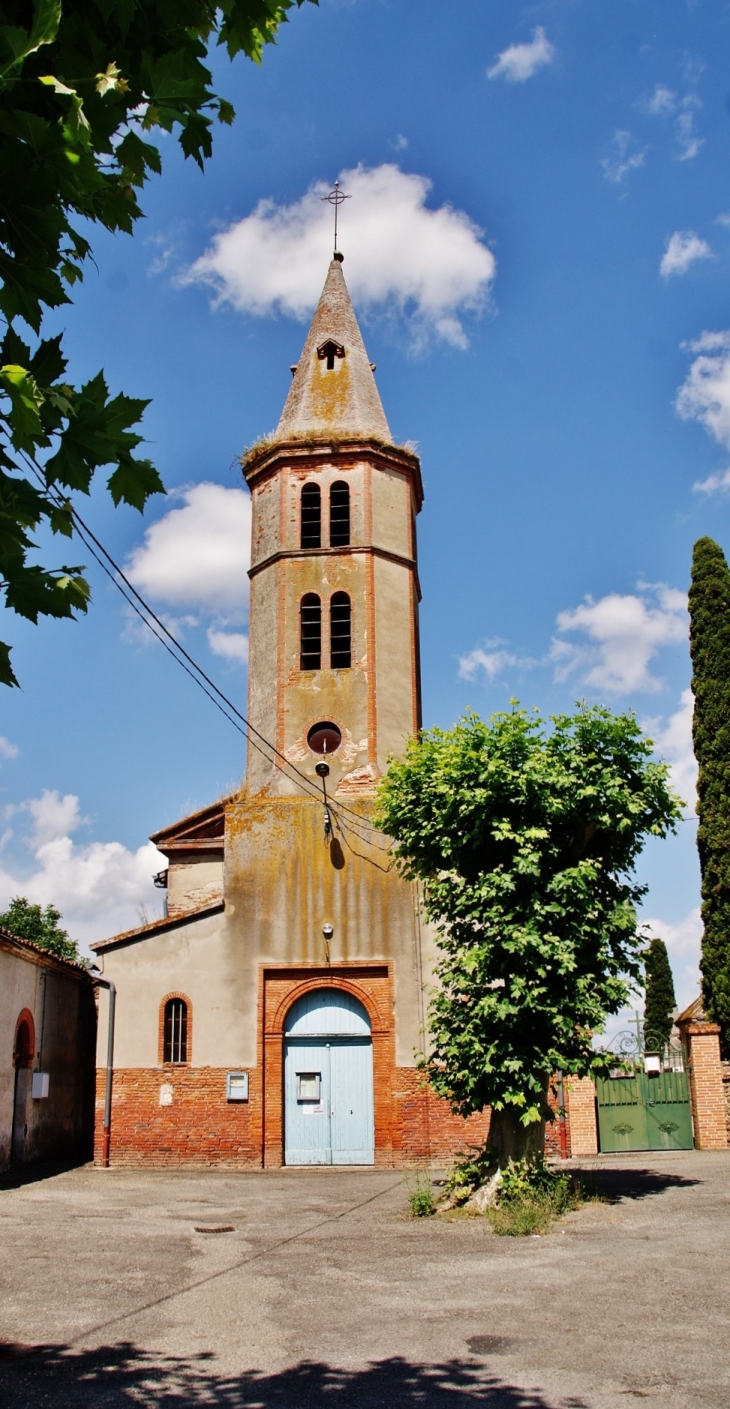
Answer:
[
  {"left": 688, "top": 536, "right": 730, "bottom": 1048},
  {"left": 643, "top": 938, "right": 676, "bottom": 1050}
]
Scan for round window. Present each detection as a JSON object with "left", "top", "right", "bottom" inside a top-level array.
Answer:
[{"left": 307, "top": 721, "right": 342, "bottom": 755}]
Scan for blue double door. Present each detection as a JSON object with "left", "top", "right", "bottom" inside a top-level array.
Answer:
[{"left": 284, "top": 989, "right": 374, "bottom": 1166}]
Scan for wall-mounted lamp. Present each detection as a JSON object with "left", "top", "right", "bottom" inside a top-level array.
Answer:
[
  {"left": 322, "top": 922, "right": 333, "bottom": 964},
  {"left": 315, "top": 761, "right": 332, "bottom": 840}
]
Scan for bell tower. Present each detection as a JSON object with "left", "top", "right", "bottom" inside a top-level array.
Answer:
[{"left": 243, "top": 254, "right": 423, "bottom": 796}]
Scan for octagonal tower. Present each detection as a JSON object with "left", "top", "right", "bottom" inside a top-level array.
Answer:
[{"left": 243, "top": 255, "right": 423, "bottom": 797}]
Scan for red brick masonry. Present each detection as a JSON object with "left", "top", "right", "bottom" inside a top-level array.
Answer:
[
  {"left": 95, "top": 962, "right": 494, "bottom": 1167},
  {"left": 95, "top": 965, "right": 599, "bottom": 1167},
  {"left": 93, "top": 1065, "right": 492, "bottom": 1168}
]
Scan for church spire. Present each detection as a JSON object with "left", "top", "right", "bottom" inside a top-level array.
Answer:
[{"left": 275, "top": 256, "right": 391, "bottom": 443}]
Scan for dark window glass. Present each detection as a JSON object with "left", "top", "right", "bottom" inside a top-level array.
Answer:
[
  {"left": 163, "top": 999, "right": 188, "bottom": 1063},
  {"left": 329, "top": 481, "right": 350, "bottom": 547},
  {"left": 300, "top": 594, "right": 322, "bottom": 670},
  {"left": 330, "top": 592, "right": 351, "bottom": 669},
  {"left": 300, "top": 483, "right": 321, "bottom": 549}
]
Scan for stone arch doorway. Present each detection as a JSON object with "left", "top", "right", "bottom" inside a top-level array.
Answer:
[
  {"left": 12, "top": 1012, "right": 35, "bottom": 1166},
  {"left": 283, "top": 988, "right": 374, "bottom": 1166}
]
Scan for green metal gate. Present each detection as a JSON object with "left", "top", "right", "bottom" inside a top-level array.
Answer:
[{"left": 596, "top": 1069, "right": 693, "bottom": 1153}]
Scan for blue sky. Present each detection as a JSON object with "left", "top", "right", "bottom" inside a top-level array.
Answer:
[{"left": 2, "top": 0, "right": 730, "bottom": 1015}]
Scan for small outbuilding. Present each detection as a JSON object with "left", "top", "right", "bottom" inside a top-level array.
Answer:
[{"left": 1, "top": 927, "right": 97, "bottom": 1172}]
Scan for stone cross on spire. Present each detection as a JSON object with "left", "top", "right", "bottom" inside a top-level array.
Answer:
[{"left": 275, "top": 256, "right": 392, "bottom": 443}]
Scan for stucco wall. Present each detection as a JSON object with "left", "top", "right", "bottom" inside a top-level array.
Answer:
[
  {"left": 96, "top": 795, "right": 435, "bottom": 1073},
  {"left": 167, "top": 857, "right": 223, "bottom": 917},
  {"left": 1, "top": 943, "right": 96, "bottom": 1171}
]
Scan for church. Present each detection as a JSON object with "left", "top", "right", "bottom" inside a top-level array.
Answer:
[{"left": 91, "top": 254, "right": 490, "bottom": 1167}]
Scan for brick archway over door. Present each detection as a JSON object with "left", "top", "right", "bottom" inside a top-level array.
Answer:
[{"left": 259, "top": 965, "right": 394, "bottom": 1168}]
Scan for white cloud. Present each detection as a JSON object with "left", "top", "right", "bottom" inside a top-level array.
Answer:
[
  {"left": 601, "top": 130, "right": 647, "bottom": 184},
  {"left": 487, "top": 27, "right": 555, "bottom": 83},
  {"left": 675, "top": 103, "right": 703, "bottom": 162},
  {"left": 660, "top": 230, "right": 713, "bottom": 278},
  {"left": 645, "top": 84, "right": 676, "bottom": 115},
  {"left": 643, "top": 688, "right": 697, "bottom": 813},
  {"left": 458, "top": 641, "right": 520, "bottom": 683},
  {"left": 642, "top": 907, "right": 702, "bottom": 1012},
  {"left": 0, "top": 736, "right": 18, "bottom": 762},
  {"left": 125, "top": 483, "right": 250, "bottom": 617},
  {"left": 22, "top": 790, "right": 84, "bottom": 847},
  {"left": 676, "top": 331, "right": 730, "bottom": 451},
  {"left": 207, "top": 628, "right": 249, "bottom": 664},
  {"left": 693, "top": 466, "right": 730, "bottom": 496},
  {"left": 0, "top": 791, "right": 164, "bottom": 951},
  {"left": 183, "top": 164, "right": 496, "bottom": 350},
  {"left": 553, "top": 583, "right": 687, "bottom": 694},
  {"left": 392, "top": 134, "right": 408, "bottom": 152}
]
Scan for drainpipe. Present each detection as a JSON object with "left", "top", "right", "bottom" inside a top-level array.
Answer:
[
  {"left": 557, "top": 1071, "right": 569, "bottom": 1159},
  {"left": 92, "top": 976, "right": 116, "bottom": 1168}
]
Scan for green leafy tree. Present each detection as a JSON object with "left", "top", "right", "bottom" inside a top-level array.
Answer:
[
  {"left": 0, "top": 894, "right": 80, "bottom": 961},
  {"left": 375, "top": 706, "right": 682, "bottom": 1165},
  {"left": 0, "top": 0, "right": 314, "bottom": 686},
  {"left": 689, "top": 536, "right": 730, "bottom": 1048},
  {"left": 642, "top": 937, "right": 676, "bottom": 1050}
]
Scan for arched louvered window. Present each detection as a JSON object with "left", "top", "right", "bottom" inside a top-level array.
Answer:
[
  {"left": 301, "top": 483, "right": 321, "bottom": 549},
  {"left": 163, "top": 999, "right": 188, "bottom": 1064},
  {"left": 329, "top": 481, "right": 350, "bottom": 547},
  {"left": 300, "top": 594, "right": 322, "bottom": 670},
  {"left": 330, "top": 592, "right": 351, "bottom": 669}
]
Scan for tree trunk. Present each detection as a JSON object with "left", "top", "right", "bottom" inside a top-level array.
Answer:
[{"left": 486, "top": 1107, "right": 546, "bottom": 1166}]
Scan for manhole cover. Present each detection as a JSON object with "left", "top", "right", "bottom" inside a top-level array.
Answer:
[
  {"left": 466, "top": 1335, "right": 516, "bottom": 1356},
  {"left": 194, "top": 1224, "right": 235, "bottom": 1234}
]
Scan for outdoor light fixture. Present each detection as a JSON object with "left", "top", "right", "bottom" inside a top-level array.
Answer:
[
  {"left": 322, "top": 924, "right": 334, "bottom": 940},
  {"left": 315, "top": 761, "right": 332, "bottom": 839}
]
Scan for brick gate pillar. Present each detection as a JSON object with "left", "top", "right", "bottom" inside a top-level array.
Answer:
[
  {"left": 677, "top": 1009, "right": 728, "bottom": 1151},
  {"left": 565, "top": 1076, "right": 598, "bottom": 1156}
]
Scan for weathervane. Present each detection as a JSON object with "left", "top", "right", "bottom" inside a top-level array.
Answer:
[{"left": 321, "top": 180, "right": 351, "bottom": 255}]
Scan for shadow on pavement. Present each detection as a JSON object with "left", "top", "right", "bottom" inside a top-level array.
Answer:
[
  {"left": 0, "top": 1343, "right": 586, "bottom": 1408},
  {"left": 580, "top": 1167, "right": 701, "bottom": 1203},
  {"left": 0, "top": 1157, "right": 91, "bottom": 1192}
]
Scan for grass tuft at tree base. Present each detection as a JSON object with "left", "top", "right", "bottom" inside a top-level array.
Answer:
[
  {"left": 441, "top": 1149, "right": 589, "bottom": 1235},
  {"left": 487, "top": 1160, "right": 580, "bottom": 1236}
]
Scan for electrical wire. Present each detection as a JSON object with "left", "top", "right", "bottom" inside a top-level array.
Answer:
[{"left": 20, "top": 451, "right": 391, "bottom": 850}]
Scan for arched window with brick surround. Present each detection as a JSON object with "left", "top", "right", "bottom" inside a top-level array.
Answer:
[
  {"left": 329, "top": 481, "right": 350, "bottom": 547},
  {"left": 330, "top": 592, "right": 351, "bottom": 669},
  {"left": 300, "top": 593, "right": 322, "bottom": 670},
  {"left": 161, "top": 996, "right": 190, "bottom": 1064},
  {"left": 13, "top": 1011, "right": 35, "bottom": 1068},
  {"left": 300, "top": 482, "right": 321, "bottom": 549}
]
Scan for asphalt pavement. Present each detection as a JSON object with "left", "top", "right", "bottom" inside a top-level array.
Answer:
[{"left": 0, "top": 1151, "right": 728, "bottom": 1408}]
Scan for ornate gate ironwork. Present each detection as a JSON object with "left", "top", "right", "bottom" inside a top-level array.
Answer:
[{"left": 595, "top": 1027, "right": 693, "bottom": 1153}]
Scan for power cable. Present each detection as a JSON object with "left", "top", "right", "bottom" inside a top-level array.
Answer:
[{"left": 20, "top": 452, "right": 390, "bottom": 849}]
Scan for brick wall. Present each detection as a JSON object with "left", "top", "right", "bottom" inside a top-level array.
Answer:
[
  {"left": 95, "top": 965, "right": 588, "bottom": 1167},
  {"left": 94, "top": 1067, "right": 262, "bottom": 1167},
  {"left": 564, "top": 1076, "right": 598, "bottom": 1156},
  {"left": 95, "top": 1064, "right": 491, "bottom": 1167},
  {"left": 682, "top": 1023, "right": 728, "bottom": 1150}
]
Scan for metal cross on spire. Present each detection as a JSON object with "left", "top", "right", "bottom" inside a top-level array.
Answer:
[{"left": 321, "top": 180, "right": 351, "bottom": 255}]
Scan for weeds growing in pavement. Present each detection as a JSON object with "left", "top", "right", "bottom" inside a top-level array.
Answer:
[{"left": 406, "top": 1169, "right": 436, "bottom": 1217}]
